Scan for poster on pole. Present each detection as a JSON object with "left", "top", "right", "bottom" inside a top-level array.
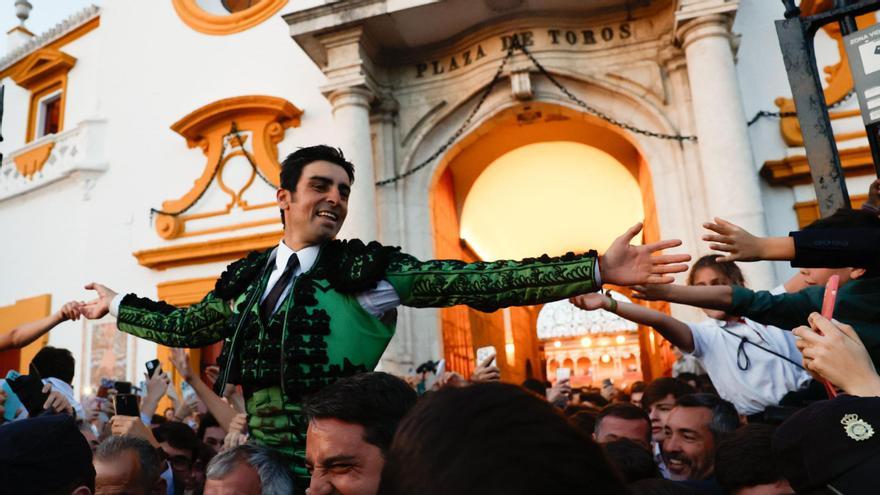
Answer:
[{"left": 844, "top": 23, "right": 880, "bottom": 125}]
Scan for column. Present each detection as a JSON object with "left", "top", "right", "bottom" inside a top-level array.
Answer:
[
  {"left": 677, "top": 10, "right": 774, "bottom": 288},
  {"left": 328, "top": 86, "right": 377, "bottom": 242}
]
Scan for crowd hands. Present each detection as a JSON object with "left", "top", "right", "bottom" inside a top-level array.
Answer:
[{"left": 5, "top": 183, "right": 880, "bottom": 494}]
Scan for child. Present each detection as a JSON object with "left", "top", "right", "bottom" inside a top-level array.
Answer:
[
  {"left": 571, "top": 256, "right": 810, "bottom": 417},
  {"left": 635, "top": 208, "right": 880, "bottom": 372}
]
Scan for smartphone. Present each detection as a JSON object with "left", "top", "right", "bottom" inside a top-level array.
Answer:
[
  {"left": 819, "top": 275, "right": 840, "bottom": 398},
  {"left": 181, "top": 380, "right": 198, "bottom": 403},
  {"left": 114, "top": 381, "right": 132, "bottom": 395},
  {"left": 114, "top": 393, "right": 139, "bottom": 417},
  {"left": 476, "top": 345, "right": 497, "bottom": 368},
  {"left": 435, "top": 359, "right": 446, "bottom": 378},
  {"left": 556, "top": 367, "right": 571, "bottom": 382},
  {"left": 424, "top": 359, "right": 446, "bottom": 391},
  {"left": 146, "top": 359, "right": 161, "bottom": 378},
  {"left": 2, "top": 371, "right": 23, "bottom": 421}
]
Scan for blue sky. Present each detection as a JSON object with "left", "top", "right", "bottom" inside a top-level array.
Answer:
[{"left": 1, "top": 0, "right": 101, "bottom": 54}]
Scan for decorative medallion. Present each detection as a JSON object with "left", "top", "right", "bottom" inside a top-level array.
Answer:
[{"left": 841, "top": 413, "right": 875, "bottom": 441}]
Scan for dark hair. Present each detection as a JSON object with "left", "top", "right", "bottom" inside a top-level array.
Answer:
[
  {"left": 278, "top": 145, "right": 355, "bottom": 225},
  {"left": 378, "top": 382, "right": 627, "bottom": 495},
  {"left": 196, "top": 413, "right": 219, "bottom": 442},
  {"left": 153, "top": 421, "right": 200, "bottom": 460},
  {"left": 803, "top": 208, "right": 880, "bottom": 278},
  {"left": 602, "top": 438, "right": 660, "bottom": 483},
  {"left": 595, "top": 403, "right": 652, "bottom": 444},
  {"left": 640, "top": 378, "right": 695, "bottom": 410},
  {"left": 30, "top": 346, "right": 75, "bottom": 384},
  {"left": 569, "top": 410, "right": 598, "bottom": 435},
  {"left": 675, "top": 393, "right": 739, "bottom": 441},
  {"left": 630, "top": 381, "right": 647, "bottom": 394},
  {"left": 687, "top": 255, "right": 746, "bottom": 287},
  {"left": 695, "top": 374, "right": 718, "bottom": 395},
  {"left": 715, "top": 424, "right": 785, "bottom": 491},
  {"left": 302, "top": 372, "right": 417, "bottom": 453},
  {"left": 96, "top": 435, "right": 164, "bottom": 493},
  {"left": 580, "top": 391, "right": 610, "bottom": 408},
  {"left": 676, "top": 372, "right": 698, "bottom": 385},
  {"left": 520, "top": 378, "right": 546, "bottom": 397}
]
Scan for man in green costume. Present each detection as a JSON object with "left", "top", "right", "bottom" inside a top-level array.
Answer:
[{"left": 81, "top": 145, "right": 689, "bottom": 488}]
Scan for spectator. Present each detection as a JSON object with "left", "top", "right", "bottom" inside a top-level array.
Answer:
[
  {"left": 676, "top": 372, "right": 698, "bottom": 390},
  {"left": 641, "top": 378, "right": 695, "bottom": 444},
  {"left": 520, "top": 378, "right": 547, "bottom": 398},
  {"left": 31, "top": 345, "right": 84, "bottom": 419},
  {"left": 204, "top": 444, "right": 293, "bottom": 495},
  {"left": 79, "top": 421, "right": 100, "bottom": 454},
  {"left": 629, "top": 381, "right": 647, "bottom": 408},
  {"left": 602, "top": 438, "right": 660, "bottom": 483},
  {"left": 569, "top": 409, "right": 599, "bottom": 436},
  {"left": 302, "top": 372, "right": 417, "bottom": 495},
  {"left": 594, "top": 402, "right": 652, "bottom": 448},
  {"left": 0, "top": 301, "right": 82, "bottom": 352},
  {"left": 197, "top": 413, "right": 225, "bottom": 455},
  {"left": 94, "top": 435, "right": 166, "bottom": 495},
  {"left": 662, "top": 394, "right": 739, "bottom": 484},
  {"left": 153, "top": 422, "right": 199, "bottom": 495},
  {"left": 715, "top": 424, "right": 792, "bottom": 495},
  {"left": 378, "top": 382, "right": 627, "bottom": 494},
  {"left": 0, "top": 413, "right": 95, "bottom": 494},
  {"left": 773, "top": 395, "right": 880, "bottom": 493}
]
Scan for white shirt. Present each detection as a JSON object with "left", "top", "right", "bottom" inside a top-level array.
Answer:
[
  {"left": 686, "top": 317, "right": 811, "bottom": 415},
  {"left": 111, "top": 241, "right": 401, "bottom": 319}
]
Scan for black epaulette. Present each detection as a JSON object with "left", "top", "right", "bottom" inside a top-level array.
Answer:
[{"left": 213, "top": 249, "right": 272, "bottom": 300}]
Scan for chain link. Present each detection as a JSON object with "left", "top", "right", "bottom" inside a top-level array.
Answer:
[{"left": 746, "top": 90, "right": 854, "bottom": 127}]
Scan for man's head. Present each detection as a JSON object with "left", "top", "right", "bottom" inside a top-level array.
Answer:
[
  {"left": 303, "top": 372, "right": 417, "bottom": 495},
  {"left": 629, "top": 381, "right": 646, "bottom": 408},
  {"left": 662, "top": 393, "right": 739, "bottom": 481},
  {"left": 152, "top": 422, "right": 199, "bottom": 492},
  {"left": 601, "top": 438, "right": 661, "bottom": 483},
  {"left": 197, "top": 413, "right": 225, "bottom": 454},
  {"left": 0, "top": 413, "right": 95, "bottom": 495},
  {"left": 94, "top": 436, "right": 165, "bottom": 495},
  {"left": 204, "top": 444, "right": 293, "bottom": 495},
  {"left": 640, "top": 378, "right": 695, "bottom": 443},
  {"left": 277, "top": 146, "right": 355, "bottom": 246},
  {"left": 378, "top": 382, "right": 627, "bottom": 495},
  {"left": 31, "top": 346, "right": 75, "bottom": 385},
  {"left": 594, "top": 402, "right": 652, "bottom": 448},
  {"left": 799, "top": 208, "right": 880, "bottom": 286},
  {"left": 715, "top": 424, "right": 793, "bottom": 495}
]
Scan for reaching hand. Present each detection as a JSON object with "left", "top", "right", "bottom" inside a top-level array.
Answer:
[
  {"left": 110, "top": 415, "right": 160, "bottom": 448},
  {"left": 144, "top": 369, "right": 171, "bottom": 405},
  {"left": 41, "top": 383, "right": 74, "bottom": 415},
  {"left": 81, "top": 283, "right": 118, "bottom": 320},
  {"left": 630, "top": 284, "right": 672, "bottom": 302},
  {"left": 600, "top": 223, "right": 690, "bottom": 286},
  {"left": 431, "top": 372, "right": 467, "bottom": 391},
  {"left": 702, "top": 217, "right": 767, "bottom": 262},
  {"left": 546, "top": 378, "right": 571, "bottom": 407},
  {"left": 229, "top": 413, "right": 248, "bottom": 435},
  {"left": 204, "top": 365, "right": 220, "bottom": 387},
  {"left": 793, "top": 313, "right": 880, "bottom": 396},
  {"left": 58, "top": 301, "right": 84, "bottom": 322},
  {"left": 569, "top": 293, "right": 611, "bottom": 311},
  {"left": 170, "top": 348, "right": 194, "bottom": 382},
  {"left": 470, "top": 354, "right": 500, "bottom": 383}
]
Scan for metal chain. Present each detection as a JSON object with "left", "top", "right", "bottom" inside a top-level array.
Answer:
[
  {"left": 376, "top": 42, "right": 697, "bottom": 186},
  {"left": 230, "top": 123, "right": 278, "bottom": 188},
  {"left": 746, "top": 90, "right": 854, "bottom": 126},
  {"left": 374, "top": 45, "right": 517, "bottom": 187}
]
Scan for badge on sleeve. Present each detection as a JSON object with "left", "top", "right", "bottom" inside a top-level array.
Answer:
[{"left": 842, "top": 414, "right": 875, "bottom": 441}]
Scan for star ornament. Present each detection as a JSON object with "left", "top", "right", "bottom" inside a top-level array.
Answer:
[{"left": 841, "top": 413, "right": 875, "bottom": 441}]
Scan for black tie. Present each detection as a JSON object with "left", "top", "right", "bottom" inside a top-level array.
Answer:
[{"left": 260, "top": 253, "right": 299, "bottom": 324}]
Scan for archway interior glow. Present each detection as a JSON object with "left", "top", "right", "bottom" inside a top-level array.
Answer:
[{"left": 460, "top": 141, "right": 644, "bottom": 261}]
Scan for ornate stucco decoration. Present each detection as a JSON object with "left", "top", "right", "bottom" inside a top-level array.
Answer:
[
  {"left": 153, "top": 95, "right": 303, "bottom": 240},
  {"left": 171, "top": 0, "right": 288, "bottom": 35}
]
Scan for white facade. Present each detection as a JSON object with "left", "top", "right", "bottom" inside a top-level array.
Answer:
[{"left": 0, "top": 0, "right": 875, "bottom": 395}]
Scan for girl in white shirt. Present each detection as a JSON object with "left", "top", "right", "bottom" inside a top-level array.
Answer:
[{"left": 570, "top": 256, "right": 811, "bottom": 416}]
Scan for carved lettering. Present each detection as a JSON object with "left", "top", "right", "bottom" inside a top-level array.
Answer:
[
  {"left": 620, "top": 23, "right": 632, "bottom": 39},
  {"left": 476, "top": 45, "right": 486, "bottom": 59},
  {"left": 416, "top": 63, "right": 428, "bottom": 78},
  {"left": 432, "top": 60, "right": 444, "bottom": 75},
  {"left": 601, "top": 27, "right": 614, "bottom": 41},
  {"left": 565, "top": 30, "right": 578, "bottom": 45},
  {"left": 582, "top": 30, "right": 596, "bottom": 45},
  {"left": 449, "top": 56, "right": 460, "bottom": 71},
  {"left": 463, "top": 50, "right": 472, "bottom": 65},
  {"left": 548, "top": 29, "right": 561, "bottom": 44}
]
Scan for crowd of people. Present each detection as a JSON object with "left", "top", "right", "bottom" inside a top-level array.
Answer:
[{"left": 1, "top": 145, "right": 880, "bottom": 494}]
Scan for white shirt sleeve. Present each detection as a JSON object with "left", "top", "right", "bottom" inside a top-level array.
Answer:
[
  {"left": 109, "top": 293, "right": 125, "bottom": 317},
  {"left": 684, "top": 321, "right": 708, "bottom": 359},
  {"left": 356, "top": 280, "right": 401, "bottom": 317}
]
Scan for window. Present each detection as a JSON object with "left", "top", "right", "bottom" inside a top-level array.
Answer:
[{"left": 36, "top": 91, "right": 62, "bottom": 138}]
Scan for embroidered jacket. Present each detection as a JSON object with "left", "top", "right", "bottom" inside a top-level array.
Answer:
[{"left": 117, "top": 239, "right": 599, "bottom": 398}]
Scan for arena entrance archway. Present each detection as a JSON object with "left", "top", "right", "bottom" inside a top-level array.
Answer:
[{"left": 428, "top": 101, "right": 670, "bottom": 384}]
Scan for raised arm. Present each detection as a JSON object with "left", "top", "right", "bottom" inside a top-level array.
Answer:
[
  {"left": 170, "top": 348, "right": 238, "bottom": 432},
  {"left": 81, "top": 282, "right": 231, "bottom": 348},
  {"left": 631, "top": 284, "right": 734, "bottom": 311},
  {"left": 570, "top": 293, "right": 694, "bottom": 352},
  {"left": 0, "top": 301, "right": 82, "bottom": 352},
  {"left": 386, "top": 223, "right": 690, "bottom": 312}
]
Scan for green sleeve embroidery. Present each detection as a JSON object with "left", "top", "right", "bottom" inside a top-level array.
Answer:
[
  {"left": 116, "top": 291, "right": 232, "bottom": 348},
  {"left": 385, "top": 251, "right": 599, "bottom": 312}
]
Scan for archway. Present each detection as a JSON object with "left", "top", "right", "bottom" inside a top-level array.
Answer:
[{"left": 428, "top": 101, "right": 666, "bottom": 383}]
